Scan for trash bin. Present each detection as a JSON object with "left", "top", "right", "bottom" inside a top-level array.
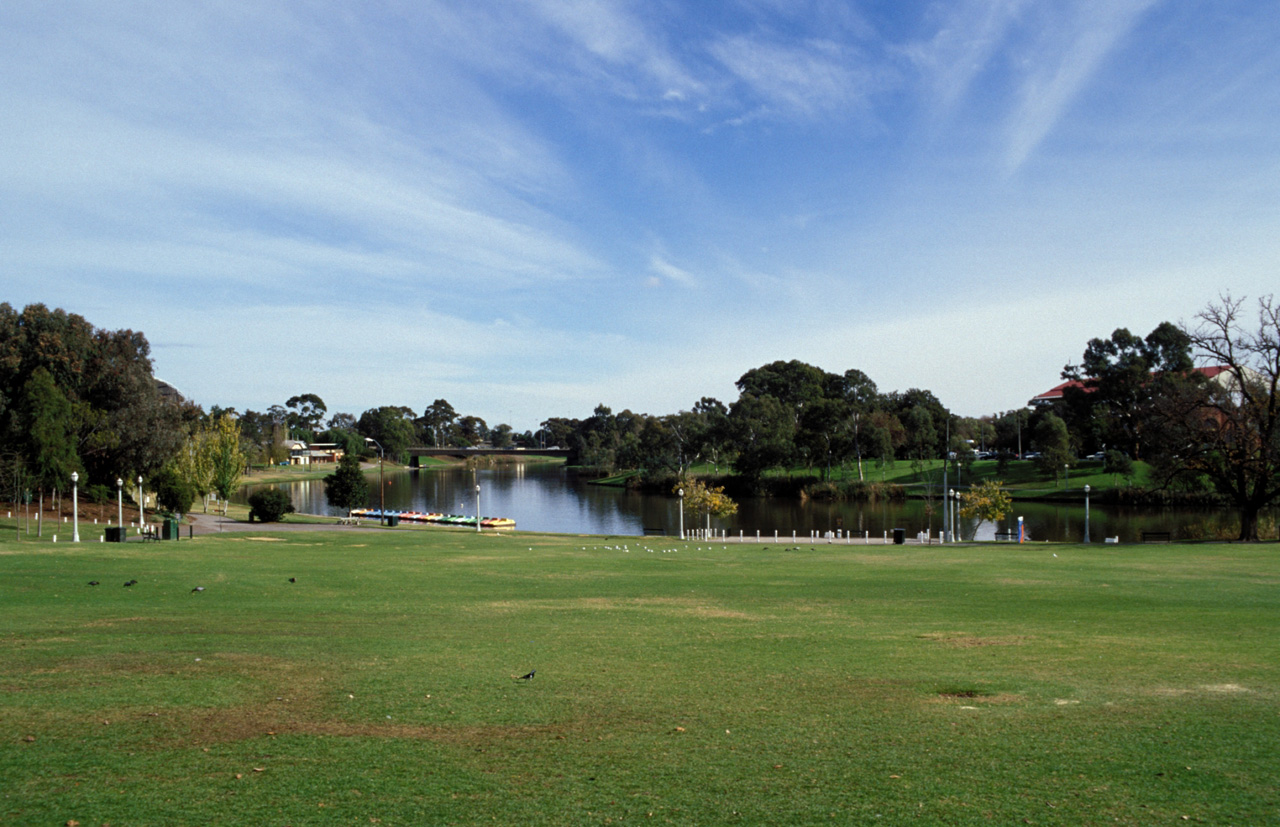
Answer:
[
  {"left": 162, "top": 518, "right": 179, "bottom": 540},
  {"left": 893, "top": 528, "right": 906, "bottom": 545},
  {"left": 105, "top": 526, "right": 127, "bottom": 543},
  {"left": 384, "top": 514, "right": 400, "bottom": 527}
]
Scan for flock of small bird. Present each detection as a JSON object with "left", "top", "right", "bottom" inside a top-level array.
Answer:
[
  {"left": 87, "top": 577, "right": 297, "bottom": 591},
  {"left": 89, "top": 574, "right": 538, "bottom": 683},
  {"left": 578, "top": 544, "right": 818, "bottom": 554}
]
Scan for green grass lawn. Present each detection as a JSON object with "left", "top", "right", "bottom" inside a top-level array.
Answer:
[{"left": 1, "top": 526, "right": 1276, "bottom": 825}]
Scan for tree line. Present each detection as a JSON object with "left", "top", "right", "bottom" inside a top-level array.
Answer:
[{"left": 3, "top": 294, "right": 1277, "bottom": 540}]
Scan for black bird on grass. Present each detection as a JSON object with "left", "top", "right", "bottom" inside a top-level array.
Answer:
[
  {"left": 288, "top": 577, "right": 296, "bottom": 583},
  {"left": 123, "top": 579, "right": 137, "bottom": 587},
  {"left": 516, "top": 669, "right": 536, "bottom": 681},
  {"left": 191, "top": 586, "right": 205, "bottom": 593},
  {"left": 88, "top": 581, "right": 99, "bottom": 586}
]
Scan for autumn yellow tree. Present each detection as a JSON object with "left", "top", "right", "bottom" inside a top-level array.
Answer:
[
  {"left": 958, "top": 480, "right": 1013, "bottom": 541},
  {"left": 170, "top": 426, "right": 216, "bottom": 512},
  {"left": 676, "top": 478, "right": 738, "bottom": 534},
  {"left": 206, "top": 414, "right": 247, "bottom": 516}
]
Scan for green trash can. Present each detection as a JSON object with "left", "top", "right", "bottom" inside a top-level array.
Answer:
[
  {"left": 162, "top": 518, "right": 180, "bottom": 540},
  {"left": 105, "top": 526, "right": 127, "bottom": 543},
  {"left": 893, "top": 528, "right": 906, "bottom": 545},
  {"left": 385, "top": 514, "right": 400, "bottom": 527}
]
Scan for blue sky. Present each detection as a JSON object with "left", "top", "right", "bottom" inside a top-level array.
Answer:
[{"left": 3, "top": 1, "right": 1277, "bottom": 432}]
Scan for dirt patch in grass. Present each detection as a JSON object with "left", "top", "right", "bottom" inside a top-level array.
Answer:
[
  {"left": 1152, "top": 683, "right": 1254, "bottom": 697},
  {"left": 918, "top": 633, "right": 1029, "bottom": 648},
  {"left": 482, "top": 596, "right": 765, "bottom": 621},
  {"left": 117, "top": 700, "right": 582, "bottom": 749},
  {"left": 934, "top": 687, "right": 1021, "bottom": 704},
  {"left": 82, "top": 616, "right": 152, "bottom": 628}
]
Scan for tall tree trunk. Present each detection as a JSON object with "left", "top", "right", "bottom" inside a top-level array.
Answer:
[{"left": 1238, "top": 504, "right": 1260, "bottom": 542}]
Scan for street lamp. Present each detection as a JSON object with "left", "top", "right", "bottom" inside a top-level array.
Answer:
[
  {"left": 137, "top": 476, "right": 144, "bottom": 529},
  {"left": 1084, "top": 484, "right": 1091, "bottom": 543},
  {"left": 365, "top": 438, "right": 385, "bottom": 522},
  {"left": 71, "top": 471, "right": 80, "bottom": 542},
  {"left": 475, "top": 484, "right": 482, "bottom": 533},
  {"left": 678, "top": 488, "right": 685, "bottom": 540},
  {"left": 949, "top": 489, "right": 956, "bottom": 542},
  {"left": 116, "top": 478, "right": 123, "bottom": 529},
  {"left": 942, "top": 462, "right": 949, "bottom": 542}
]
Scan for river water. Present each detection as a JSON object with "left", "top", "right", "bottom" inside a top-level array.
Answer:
[{"left": 241, "top": 463, "right": 1262, "bottom": 543}]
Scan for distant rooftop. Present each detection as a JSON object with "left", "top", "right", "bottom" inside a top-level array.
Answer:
[{"left": 1028, "top": 366, "right": 1230, "bottom": 406}]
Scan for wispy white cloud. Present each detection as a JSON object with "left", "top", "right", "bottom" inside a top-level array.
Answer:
[
  {"left": 530, "top": 0, "right": 700, "bottom": 98},
  {"left": 649, "top": 255, "right": 698, "bottom": 288},
  {"left": 903, "top": 0, "right": 1030, "bottom": 113},
  {"left": 1003, "top": 0, "right": 1163, "bottom": 171},
  {"left": 2, "top": 0, "right": 1277, "bottom": 429},
  {"left": 708, "top": 33, "right": 874, "bottom": 118}
]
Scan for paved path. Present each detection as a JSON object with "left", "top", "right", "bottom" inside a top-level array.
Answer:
[{"left": 185, "top": 512, "right": 379, "bottom": 536}]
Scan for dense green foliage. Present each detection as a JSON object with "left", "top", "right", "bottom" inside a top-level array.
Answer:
[
  {"left": 323, "top": 453, "right": 369, "bottom": 514},
  {"left": 1060, "top": 321, "right": 1196, "bottom": 459},
  {"left": 1, "top": 529, "right": 1276, "bottom": 824},
  {"left": 246, "top": 488, "right": 295, "bottom": 522},
  {"left": 0, "top": 303, "right": 195, "bottom": 491},
  {"left": 152, "top": 466, "right": 196, "bottom": 514}
]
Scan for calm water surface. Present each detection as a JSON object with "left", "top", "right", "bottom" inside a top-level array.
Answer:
[{"left": 242, "top": 463, "right": 1261, "bottom": 543}]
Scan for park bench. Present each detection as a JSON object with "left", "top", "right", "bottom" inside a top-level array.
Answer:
[
  {"left": 642, "top": 527, "right": 666, "bottom": 536},
  {"left": 141, "top": 524, "right": 160, "bottom": 543},
  {"left": 1141, "top": 531, "right": 1171, "bottom": 543},
  {"left": 336, "top": 517, "right": 360, "bottom": 526},
  {"left": 994, "top": 531, "right": 1018, "bottom": 542}
]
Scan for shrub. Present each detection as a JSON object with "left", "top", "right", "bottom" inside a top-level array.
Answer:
[
  {"left": 247, "top": 488, "right": 295, "bottom": 522},
  {"left": 153, "top": 468, "right": 196, "bottom": 514},
  {"left": 324, "top": 454, "right": 369, "bottom": 514}
]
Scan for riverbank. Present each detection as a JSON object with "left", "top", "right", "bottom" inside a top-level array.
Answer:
[
  {"left": 591, "top": 457, "right": 1219, "bottom": 506},
  {"left": 242, "top": 453, "right": 565, "bottom": 486}
]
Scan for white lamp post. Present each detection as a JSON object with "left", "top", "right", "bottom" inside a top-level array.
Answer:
[
  {"left": 116, "top": 478, "right": 123, "bottom": 530},
  {"left": 678, "top": 488, "right": 685, "bottom": 540},
  {"left": 475, "top": 484, "right": 482, "bottom": 532},
  {"left": 1084, "top": 484, "right": 1091, "bottom": 543},
  {"left": 137, "top": 476, "right": 144, "bottom": 529},
  {"left": 949, "top": 489, "right": 956, "bottom": 542},
  {"left": 365, "top": 438, "right": 385, "bottom": 522},
  {"left": 71, "top": 471, "right": 80, "bottom": 542}
]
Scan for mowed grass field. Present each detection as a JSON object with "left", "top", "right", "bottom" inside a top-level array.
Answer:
[{"left": 1, "top": 527, "right": 1277, "bottom": 825}]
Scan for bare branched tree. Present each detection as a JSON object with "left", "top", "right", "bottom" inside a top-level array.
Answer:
[{"left": 1177, "top": 294, "right": 1280, "bottom": 540}]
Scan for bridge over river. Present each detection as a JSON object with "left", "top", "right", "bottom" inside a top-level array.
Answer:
[{"left": 407, "top": 447, "right": 569, "bottom": 466}]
